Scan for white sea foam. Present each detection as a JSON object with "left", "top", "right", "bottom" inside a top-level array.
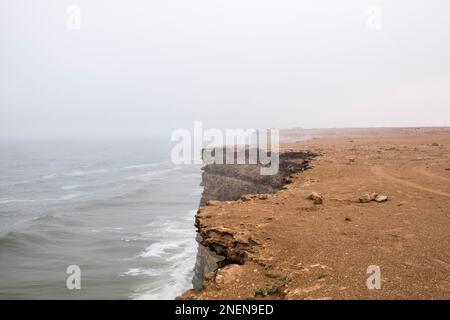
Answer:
[
  {"left": 126, "top": 167, "right": 181, "bottom": 181},
  {"left": 103, "top": 227, "right": 123, "bottom": 232},
  {"left": 61, "top": 184, "right": 82, "bottom": 190},
  {"left": 42, "top": 173, "right": 58, "bottom": 180},
  {"left": 121, "top": 268, "right": 162, "bottom": 277},
  {"left": 184, "top": 212, "right": 196, "bottom": 222},
  {"left": 42, "top": 168, "right": 108, "bottom": 179},
  {"left": 121, "top": 161, "right": 169, "bottom": 170},
  {"left": 132, "top": 237, "right": 197, "bottom": 300},
  {"left": 0, "top": 198, "right": 59, "bottom": 204},
  {"left": 60, "top": 193, "right": 80, "bottom": 200},
  {"left": 131, "top": 208, "right": 198, "bottom": 300},
  {"left": 138, "top": 241, "right": 185, "bottom": 258},
  {"left": 132, "top": 267, "right": 193, "bottom": 300},
  {"left": 63, "top": 169, "right": 108, "bottom": 177}
]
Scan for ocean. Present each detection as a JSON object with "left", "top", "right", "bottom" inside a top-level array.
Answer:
[{"left": 0, "top": 139, "right": 202, "bottom": 299}]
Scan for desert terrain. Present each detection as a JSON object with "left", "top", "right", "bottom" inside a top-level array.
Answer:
[{"left": 181, "top": 127, "right": 450, "bottom": 300}]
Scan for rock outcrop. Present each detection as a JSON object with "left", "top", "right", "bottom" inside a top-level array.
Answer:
[
  {"left": 199, "top": 151, "right": 317, "bottom": 205},
  {"left": 191, "top": 150, "right": 317, "bottom": 290}
]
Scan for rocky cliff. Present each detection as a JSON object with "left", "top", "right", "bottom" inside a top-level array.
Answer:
[{"left": 191, "top": 150, "right": 317, "bottom": 290}]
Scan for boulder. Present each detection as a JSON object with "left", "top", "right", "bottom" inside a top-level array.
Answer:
[
  {"left": 359, "top": 193, "right": 388, "bottom": 203},
  {"left": 374, "top": 195, "right": 388, "bottom": 202},
  {"left": 307, "top": 192, "right": 323, "bottom": 204},
  {"left": 358, "top": 194, "right": 372, "bottom": 203}
]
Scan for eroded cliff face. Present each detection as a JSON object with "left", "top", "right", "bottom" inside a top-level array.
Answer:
[
  {"left": 191, "top": 151, "right": 317, "bottom": 290},
  {"left": 199, "top": 151, "right": 317, "bottom": 205}
]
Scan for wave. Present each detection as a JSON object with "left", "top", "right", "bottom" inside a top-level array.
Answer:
[
  {"left": 132, "top": 238, "right": 197, "bottom": 300},
  {"left": 0, "top": 156, "right": 201, "bottom": 299},
  {"left": 60, "top": 193, "right": 81, "bottom": 200},
  {"left": 138, "top": 241, "right": 185, "bottom": 258},
  {"left": 0, "top": 198, "right": 57, "bottom": 204},
  {"left": 0, "top": 193, "right": 81, "bottom": 204},
  {"left": 121, "top": 268, "right": 162, "bottom": 277},
  {"left": 131, "top": 267, "right": 194, "bottom": 300},
  {"left": 121, "top": 161, "right": 170, "bottom": 170},
  {"left": 63, "top": 169, "right": 108, "bottom": 177},
  {"left": 42, "top": 174, "right": 58, "bottom": 180},
  {"left": 126, "top": 167, "right": 182, "bottom": 181},
  {"left": 132, "top": 211, "right": 198, "bottom": 299},
  {"left": 42, "top": 169, "right": 108, "bottom": 180}
]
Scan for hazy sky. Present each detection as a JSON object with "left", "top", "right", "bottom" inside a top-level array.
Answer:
[{"left": 1, "top": 0, "right": 449, "bottom": 139}]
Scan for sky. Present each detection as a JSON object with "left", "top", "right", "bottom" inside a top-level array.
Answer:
[{"left": 1, "top": 0, "right": 449, "bottom": 139}]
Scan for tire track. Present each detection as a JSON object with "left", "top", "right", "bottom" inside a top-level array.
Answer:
[
  {"left": 414, "top": 167, "right": 450, "bottom": 183},
  {"left": 371, "top": 166, "right": 450, "bottom": 198}
]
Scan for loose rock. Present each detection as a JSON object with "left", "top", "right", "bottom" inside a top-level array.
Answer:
[
  {"left": 374, "top": 195, "right": 388, "bottom": 202},
  {"left": 369, "top": 193, "right": 378, "bottom": 201},
  {"left": 307, "top": 192, "right": 323, "bottom": 204},
  {"left": 358, "top": 194, "right": 372, "bottom": 203},
  {"left": 359, "top": 193, "right": 388, "bottom": 203}
]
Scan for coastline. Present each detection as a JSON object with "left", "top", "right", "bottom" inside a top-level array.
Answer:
[
  {"left": 180, "top": 127, "right": 450, "bottom": 300},
  {"left": 188, "top": 149, "right": 317, "bottom": 292}
]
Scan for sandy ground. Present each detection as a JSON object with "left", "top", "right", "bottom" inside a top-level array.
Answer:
[{"left": 182, "top": 127, "right": 450, "bottom": 300}]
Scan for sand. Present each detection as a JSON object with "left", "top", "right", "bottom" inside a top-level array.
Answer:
[{"left": 181, "top": 127, "right": 450, "bottom": 300}]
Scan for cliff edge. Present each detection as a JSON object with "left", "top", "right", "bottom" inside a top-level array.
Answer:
[
  {"left": 190, "top": 150, "right": 317, "bottom": 290},
  {"left": 181, "top": 128, "right": 450, "bottom": 300}
]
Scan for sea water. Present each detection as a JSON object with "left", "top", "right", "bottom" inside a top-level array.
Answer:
[{"left": 0, "top": 139, "right": 201, "bottom": 299}]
